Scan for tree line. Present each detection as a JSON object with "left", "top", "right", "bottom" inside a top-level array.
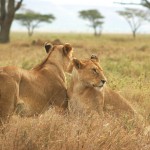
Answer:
[{"left": 0, "top": 0, "right": 150, "bottom": 43}]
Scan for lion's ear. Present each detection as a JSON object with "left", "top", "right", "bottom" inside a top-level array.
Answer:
[
  {"left": 44, "top": 42, "right": 53, "bottom": 53},
  {"left": 91, "top": 54, "right": 99, "bottom": 62},
  {"left": 63, "top": 43, "right": 72, "bottom": 55},
  {"left": 73, "top": 58, "right": 84, "bottom": 69}
]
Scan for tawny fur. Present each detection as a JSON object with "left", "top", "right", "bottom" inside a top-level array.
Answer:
[
  {"left": 0, "top": 43, "right": 73, "bottom": 124},
  {"left": 68, "top": 57, "right": 106, "bottom": 116},
  {"left": 68, "top": 56, "right": 137, "bottom": 117}
]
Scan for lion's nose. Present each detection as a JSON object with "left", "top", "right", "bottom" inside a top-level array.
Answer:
[{"left": 101, "top": 79, "right": 106, "bottom": 84}]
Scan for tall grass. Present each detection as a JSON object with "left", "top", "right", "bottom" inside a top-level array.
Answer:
[
  {"left": 0, "top": 32, "right": 150, "bottom": 149},
  {"left": 0, "top": 109, "right": 149, "bottom": 150}
]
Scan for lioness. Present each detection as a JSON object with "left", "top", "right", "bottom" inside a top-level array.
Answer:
[
  {"left": 0, "top": 43, "right": 73, "bottom": 124},
  {"left": 68, "top": 55, "right": 137, "bottom": 117}
]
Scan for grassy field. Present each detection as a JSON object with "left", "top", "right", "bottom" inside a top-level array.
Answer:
[{"left": 0, "top": 32, "right": 150, "bottom": 149}]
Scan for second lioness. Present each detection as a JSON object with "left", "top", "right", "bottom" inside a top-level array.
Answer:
[
  {"left": 68, "top": 55, "right": 137, "bottom": 116},
  {"left": 68, "top": 55, "right": 107, "bottom": 116}
]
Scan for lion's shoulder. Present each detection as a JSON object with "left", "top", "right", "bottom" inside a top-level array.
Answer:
[{"left": 0, "top": 66, "right": 21, "bottom": 83}]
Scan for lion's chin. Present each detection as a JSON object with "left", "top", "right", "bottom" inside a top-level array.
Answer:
[
  {"left": 94, "top": 86, "right": 104, "bottom": 91},
  {"left": 92, "top": 84, "right": 104, "bottom": 91}
]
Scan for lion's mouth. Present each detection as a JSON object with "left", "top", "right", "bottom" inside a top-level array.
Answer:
[
  {"left": 92, "top": 81, "right": 106, "bottom": 89},
  {"left": 92, "top": 84, "right": 104, "bottom": 88}
]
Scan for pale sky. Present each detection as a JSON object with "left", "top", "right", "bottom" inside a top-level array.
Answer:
[
  {"left": 38, "top": 0, "right": 114, "bottom": 6},
  {"left": 12, "top": 0, "right": 149, "bottom": 33},
  {"left": 36, "top": 0, "right": 141, "bottom": 7}
]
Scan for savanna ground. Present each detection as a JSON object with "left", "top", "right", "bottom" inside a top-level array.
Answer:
[{"left": 0, "top": 32, "right": 150, "bottom": 150}]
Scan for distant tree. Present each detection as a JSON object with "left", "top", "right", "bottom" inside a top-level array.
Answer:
[
  {"left": 15, "top": 10, "right": 55, "bottom": 36},
  {"left": 117, "top": 8, "right": 148, "bottom": 39},
  {"left": 79, "top": 9, "right": 104, "bottom": 36},
  {"left": 142, "top": 0, "right": 150, "bottom": 8},
  {"left": 0, "top": 0, "right": 23, "bottom": 43},
  {"left": 115, "top": 0, "right": 150, "bottom": 9}
]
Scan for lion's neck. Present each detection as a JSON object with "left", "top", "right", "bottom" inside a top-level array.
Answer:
[
  {"left": 49, "top": 61, "right": 66, "bottom": 82},
  {"left": 73, "top": 78, "right": 92, "bottom": 95},
  {"left": 33, "top": 50, "right": 66, "bottom": 83},
  {"left": 47, "top": 51, "right": 66, "bottom": 83}
]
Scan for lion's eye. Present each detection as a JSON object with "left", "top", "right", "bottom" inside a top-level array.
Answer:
[{"left": 92, "top": 68, "right": 98, "bottom": 74}]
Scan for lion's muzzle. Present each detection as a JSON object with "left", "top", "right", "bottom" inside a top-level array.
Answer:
[{"left": 93, "top": 79, "right": 107, "bottom": 89}]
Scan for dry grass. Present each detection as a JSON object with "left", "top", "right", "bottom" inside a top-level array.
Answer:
[
  {"left": 0, "top": 109, "right": 149, "bottom": 150},
  {"left": 0, "top": 32, "right": 150, "bottom": 149}
]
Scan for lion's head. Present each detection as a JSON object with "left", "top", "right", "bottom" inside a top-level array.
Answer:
[
  {"left": 44, "top": 43, "right": 73, "bottom": 72},
  {"left": 72, "top": 55, "right": 107, "bottom": 89}
]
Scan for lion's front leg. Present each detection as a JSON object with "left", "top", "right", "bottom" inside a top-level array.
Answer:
[
  {"left": 0, "top": 76, "right": 18, "bottom": 125},
  {"left": 13, "top": 82, "right": 27, "bottom": 117}
]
